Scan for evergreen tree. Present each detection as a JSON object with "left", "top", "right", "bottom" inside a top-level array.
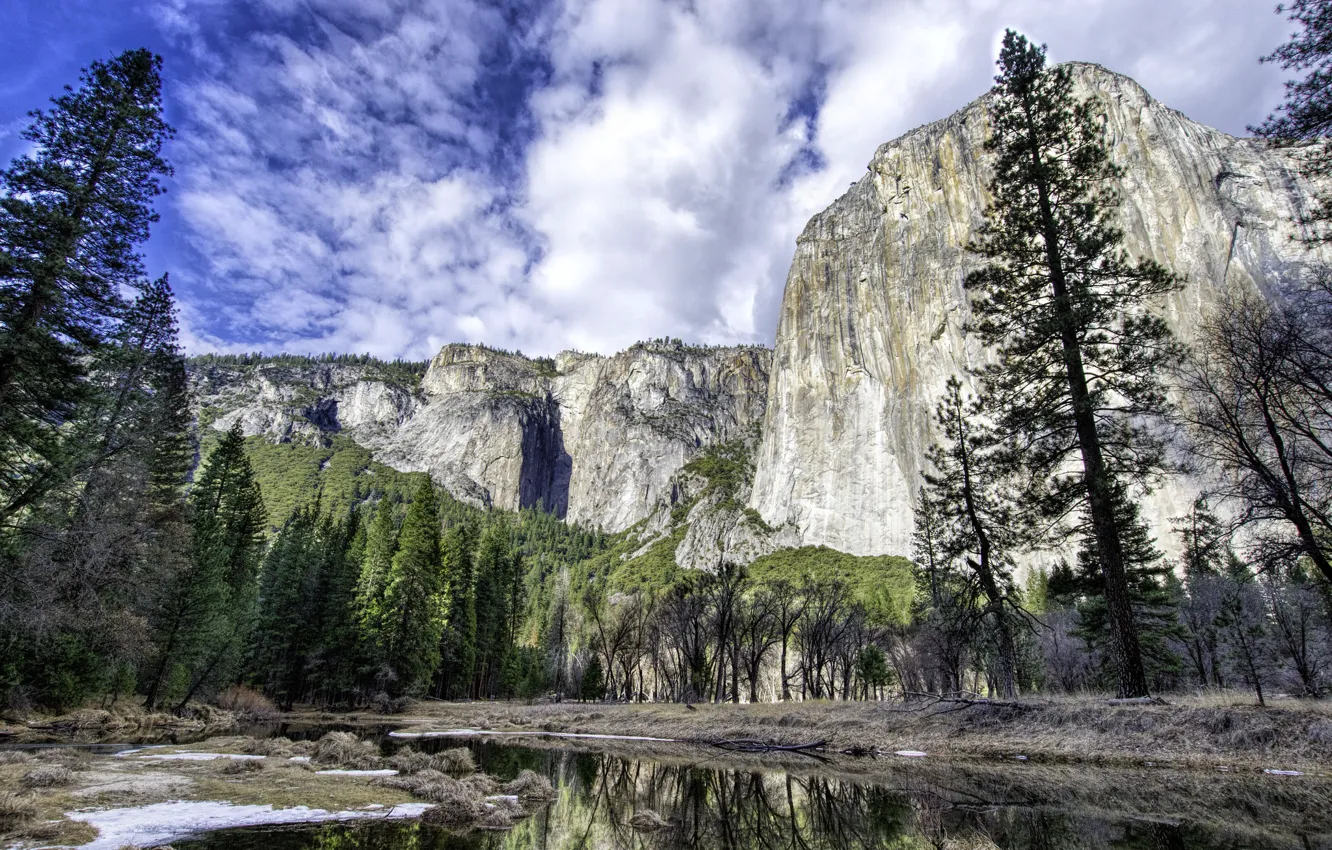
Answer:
[
  {"left": 966, "top": 31, "right": 1183, "bottom": 696},
  {"left": 0, "top": 49, "right": 173, "bottom": 524},
  {"left": 380, "top": 481, "right": 446, "bottom": 696},
  {"left": 146, "top": 423, "right": 265, "bottom": 710},
  {"left": 1065, "top": 488, "right": 1183, "bottom": 691},
  {"left": 248, "top": 504, "right": 320, "bottom": 708},
  {"left": 1254, "top": 0, "right": 1332, "bottom": 241},
  {"left": 354, "top": 496, "right": 398, "bottom": 685},
  {"left": 437, "top": 521, "right": 477, "bottom": 699},
  {"left": 919, "top": 377, "right": 1022, "bottom": 697},
  {"left": 580, "top": 654, "right": 606, "bottom": 701},
  {"left": 472, "top": 520, "right": 521, "bottom": 697}
]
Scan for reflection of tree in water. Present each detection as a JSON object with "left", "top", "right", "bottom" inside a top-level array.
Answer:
[{"left": 548, "top": 754, "right": 920, "bottom": 850}]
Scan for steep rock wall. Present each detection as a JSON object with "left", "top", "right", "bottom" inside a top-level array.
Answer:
[
  {"left": 191, "top": 344, "right": 770, "bottom": 532},
  {"left": 751, "top": 63, "right": 1332, "bottom": 558}
]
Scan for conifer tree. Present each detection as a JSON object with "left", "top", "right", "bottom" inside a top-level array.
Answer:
[
  {"left": 919, "top": 377, "right": 1022, "bottom": 697},
  {"left": 1063, "top": 488, "right": 1183, "bottom": 690},
  {"left": 146, "top": 423, "right": 265, "bottom": 710},
  {"left": 966, "top": 31, "right": 1183, "bottom": 696},
  {"left": 437, "top": 521, "right": 477, "bottom": 699},
  {"left": 248, "top": 504, "right": 320, "bottom": 707},
  {"left": 0, "top": 49, "right": 173, "bottom": 524},
  {"left": 380, "top": 481, "right": 446, "bottom": 696},
  {"left": 1254, "top": 0, "right": 1332, "bottom": 240},
  {"left": 354, "top": 497, "right": 398, "bottom": 685}
]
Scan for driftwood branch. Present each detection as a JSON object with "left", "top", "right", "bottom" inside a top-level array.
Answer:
[{"left": 708, "top": 738, "right": 828, "bottom": 753}]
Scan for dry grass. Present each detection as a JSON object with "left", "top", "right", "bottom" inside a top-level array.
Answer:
[
  {"left": 220, "top": 758, "right": 266, "bottom": 775},
  {"left": 394, "top": 693, "right": 1332, "bottom": 772},
  {"left": 311, "top": 731, "right": 382, "bottom": 769},
  {"left": 0, "top": 751, "right": 34, "bottom": 766},
  {"left": 0, "top": 791, "right": 37, "bottom": 829},
  {"left": 21, "top": 764, "right": 74, "bottom": 788},
  {"left": 243, "top": 735, "right": 315, "bottom": 758},
  {"left": 388, "top": 746, "right": 475, "bottom": 775},
  {"left": 504, "top": 769, "right": 555, "bottom": 801},
  {"left": 214, "top": 685, "right": 280, "bottom": 719},
  {"left": 630, "top": 809, "right": 669, "bottom": 831}
]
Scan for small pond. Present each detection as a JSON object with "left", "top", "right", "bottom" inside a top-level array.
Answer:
[{"left": 163, "top": 737, "right": 1328, "bottom": 850}]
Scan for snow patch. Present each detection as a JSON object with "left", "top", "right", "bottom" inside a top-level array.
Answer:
[
  {"left": 136, "top": 752, "right": 266, "bottom": 762},
  {"left": 389, "top": 728, "right": 677, "bottom": 743},
  {"left": 66, "top": 800, "right": 431, "bottom": 849},
  {"left": 315, "top": 769, "right": 398, "bottom": 776},
  {"left": 893, "top": 750, "right": 928, "bottom": 758}
]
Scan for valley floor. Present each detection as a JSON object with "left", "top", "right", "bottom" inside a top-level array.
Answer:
[{"left": 376, "top": 693, "right": 1332, "bottom": 774}]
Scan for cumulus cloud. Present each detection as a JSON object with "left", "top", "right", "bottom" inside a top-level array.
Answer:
[{"left": 149, "top": 0, "right": 1292, "bottom": 358}]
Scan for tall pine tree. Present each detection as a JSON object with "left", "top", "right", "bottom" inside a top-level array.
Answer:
[
  {"left": 380, "top": 481, "right": 446, "bottom": 696},
  {"left": 966, "top": 31, "right": 1183, "bottom": 696},
  {"left": 0, "top": 49, "right": 173, "bottom": 525},
  {"left": 145, "top": 423, "right": 265, "bottom": 710}
]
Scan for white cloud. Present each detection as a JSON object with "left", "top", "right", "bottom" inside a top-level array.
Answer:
[{"left": 154, "top": 0, "right": 1293, "bottom": 359}]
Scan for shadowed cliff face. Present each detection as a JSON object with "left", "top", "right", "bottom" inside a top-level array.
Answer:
[
  {"left": 191, "top": 343, "right": 770, "bottom": 533},
  {"left": 750, "top": 62, "right": 1332, "bottom": 558}
]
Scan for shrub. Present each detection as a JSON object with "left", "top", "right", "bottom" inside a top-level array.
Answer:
[{"left": 214, "top": 685, "right": 279, "bottom": 719}]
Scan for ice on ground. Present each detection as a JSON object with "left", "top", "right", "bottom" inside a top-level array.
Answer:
[
  {"left": 315, "top": 769, "right": 399, "bottom": 776},
  {"left": 135, "top": 752, "right": 266, "bottom": 762},
  {"left": 289, "top": 756, "right": 311, "bottom": 763},
  {"left": 1263, "top": 769, "right": 1304, "bottom": 776},
  {"left": 66, "top": 800, "right": 431, "bottom": 849},
  {"left": 893, "top": 750, "right": 928, "bottom": 758},
  {"left": 389, "top": 729, "right": 677, "bottom": 743}
]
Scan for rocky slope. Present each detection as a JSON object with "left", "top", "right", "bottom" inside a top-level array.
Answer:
[
  {"left": 750, "top": 62, "right": 1332, "bottom": 558},
  {"left": 190, "top": 343, "right": 770, "bottom": 533}
]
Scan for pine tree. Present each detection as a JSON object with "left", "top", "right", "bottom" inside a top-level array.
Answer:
[
  {"left": 965, "top": 31, "right": 1183, "bottom": 696},
  {"left": 146, "top": 423, "right": 265, "bottom": 710},
  {"left": 580, "top": 654, "right": 606, "bottom": 701},
  {"left": 1069, "top": 488, "right": 1183, "bottom": 691},
  {"left": 919, "top": 377, "right": 1022, "bottom": 697},
  {"left": 354, "top": 497, "right": 398, "bottom": 688},
  {"left": 473, "top": 521, "right": 519, "bottom": 697},
  {"left": 1254, "top": 0, "right": 1332, "bottom": 241},
  {"left": 437, "top": 521, "right": 477, "bottom": 699},
  {"left": 380, "top": 481, "right": 446, "bottom": 696},
  {"left": 248, "top": 504, "right": 319, "bottom": 708},
  {"left": 0, "top": 49, "right": 173, "bottom": 524}
]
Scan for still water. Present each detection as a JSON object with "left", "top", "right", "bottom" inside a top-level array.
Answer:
[{"left": 177, "top": 738, "right": 1328, "bottom": 850}]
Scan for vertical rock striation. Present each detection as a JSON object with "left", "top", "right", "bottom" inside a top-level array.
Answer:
[{"left": 751, "top": 62, "right": 1332, "bottom": 558}]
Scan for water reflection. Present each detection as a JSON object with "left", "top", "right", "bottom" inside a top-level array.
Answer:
[{"left": 186, "top": 743, "right": 1329, "bottom": 850}]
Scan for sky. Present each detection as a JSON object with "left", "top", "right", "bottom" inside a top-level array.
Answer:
[{"left": 0, "top": 0, "right": 1300, "bottom": 360}]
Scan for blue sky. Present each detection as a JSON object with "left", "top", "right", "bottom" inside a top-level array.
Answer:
[{"left": 0, "top": 0, "right": 1297, "bottom": 359}]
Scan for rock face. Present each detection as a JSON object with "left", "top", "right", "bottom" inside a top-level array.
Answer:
[
  {"left": 750, "top": 62, "right": 1332, "bottom": 558},
  {"left": 190, "top": 344, "right": 770, "bottom": 532}
]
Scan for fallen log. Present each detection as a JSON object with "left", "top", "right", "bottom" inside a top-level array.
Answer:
[{"left": 710, "top": 738, "right": 828, "bottom": 753}]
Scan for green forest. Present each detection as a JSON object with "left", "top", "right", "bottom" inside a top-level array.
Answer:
[{"left": 2, "top": 23, "right": 1331, "bottom": 717}]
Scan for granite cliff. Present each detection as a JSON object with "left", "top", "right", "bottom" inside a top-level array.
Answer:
[
  {"left": 190, "top": 342, "right": 770, "bottom": 534},
  {"left": 749, "top": 62, "right": 1332, "bottom": 558},
  {"left": 191, "top": 62, "right": 1331, "bottom": 565}
]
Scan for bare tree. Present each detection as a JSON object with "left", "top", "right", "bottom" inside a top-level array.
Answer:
[{"left": 1180, "top": 290, "right": 1332, "bottom": 585}]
